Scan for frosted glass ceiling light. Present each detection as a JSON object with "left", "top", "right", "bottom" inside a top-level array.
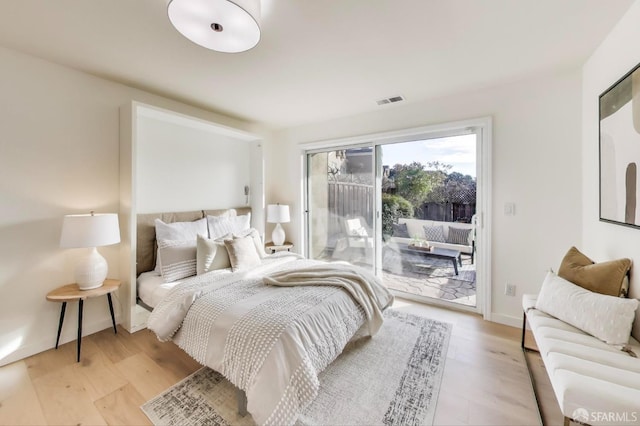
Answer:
[{"left": 168, "top": 0, "right": 261, "bottom": 53}]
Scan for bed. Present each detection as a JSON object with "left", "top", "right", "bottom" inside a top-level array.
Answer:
[{"left": 137, "top": 208, "right": 394, "bottom": 425}]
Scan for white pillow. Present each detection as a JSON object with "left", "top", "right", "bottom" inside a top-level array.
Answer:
[
  {"left": 207, "top": 213, "right": 251, "bottom": 240},
  {"left": 196, "top": 234, "right": 231, "bottom": 274},
  {"left": 224, "top": 236, "right": 261, "bottom": 272},
  {"left": 234, "top": 228, "right": 267, "bottom": 258},
  {"left": 155, "top": 217, "right": 207, "bottom": 241},
  {"left": 154, "top": 218, "right": 207, "bottom": 272},
  {"left": 535, "top": 270, "right": 639, "bottom": 346},
  {"left": 158, "top": 239, "right": 197, "bottom": 283}
]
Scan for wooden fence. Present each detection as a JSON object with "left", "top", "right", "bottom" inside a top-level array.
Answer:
[
  {"left": 326, "top": 182, "right": 475, "bottom": 237},
  {"left": 327, "top": 181, "right": 374, "bottom": 234},
  {"left": 418, "top": 202, "right": 476, "bottom": 223}
]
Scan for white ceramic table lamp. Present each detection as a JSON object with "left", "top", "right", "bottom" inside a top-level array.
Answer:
[
  {"left": 60, "top": 212, "right": 121, "bottom": 290},
  {"left": 267, "top": 204, "right": 290, "bottom": 246}
]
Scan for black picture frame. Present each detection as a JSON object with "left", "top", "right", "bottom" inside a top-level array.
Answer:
[{"left": 599, "top": 60, "right": 640, "bottom": 229}]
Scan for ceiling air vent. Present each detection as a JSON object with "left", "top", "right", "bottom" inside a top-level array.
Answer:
[{"left": 376, "top": 95, "right": 405, "bottom": 106}]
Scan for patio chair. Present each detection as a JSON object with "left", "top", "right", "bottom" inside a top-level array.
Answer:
[{"left": 331, "top": 216, "right": 374, "bottom": 263}]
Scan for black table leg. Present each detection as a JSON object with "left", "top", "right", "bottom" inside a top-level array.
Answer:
[
  {"left": 107, "top": 293, "right": 117, "bottom": 334},
  {"left": 451, "top": 258, "right": 459, "bottom": 275},
  {"left": 55, "top": 302, "right": 67, "bottom": 349},
  {"left": 521, "top": 311, "right": 527, "bottom": 349},
  {"left": 77, "top": 299, "right": 83, "bottom": 362}
]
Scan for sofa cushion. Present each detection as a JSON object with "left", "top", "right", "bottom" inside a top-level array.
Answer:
[
  {"left": 552, "top": 368, "right": 640, "bottom": 424},
  {"left": 535, "top": 270, "right": 638, "bottom": 346},
  {"left": 525, "top": 302, "right": 640, "bottom": 425},
  {"left": 392, "top": 222, "right": 410, "bottom": 238},
  {"left": 388, "top": 238, "right": 473, "bottom": 254},
  {"left": 423, "top": 225, "right": 445, "bottom": 242},
  {"left": 447, "top": 227, "right": 472, "bottom": 245},
  {"left": 558, "top": 246, "right": 631, "bottom": 297}
]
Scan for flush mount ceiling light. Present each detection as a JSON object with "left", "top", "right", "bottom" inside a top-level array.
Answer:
[{"left": 168, "top": 0, "right": 261, "bottom": 53}]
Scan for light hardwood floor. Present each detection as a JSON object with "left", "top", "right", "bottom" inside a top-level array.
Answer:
[{"left": 0, "top": 298, "right": 560, "bottom": 425}]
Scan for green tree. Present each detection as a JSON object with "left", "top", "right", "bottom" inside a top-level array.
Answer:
[
  {"left": 394, "top": 161, "right": 451, "bottom": 208},
  {"left": 443, "top": 172, "right": 476, "bottom": 202}
]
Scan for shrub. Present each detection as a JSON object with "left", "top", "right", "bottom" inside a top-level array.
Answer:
[{"left": 382, "top": 194, "right": 413, "bottom": 238}]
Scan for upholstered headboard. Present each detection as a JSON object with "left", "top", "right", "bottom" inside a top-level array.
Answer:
[{"left": 136, "top": 207, "right": 251, "bottom": 276}]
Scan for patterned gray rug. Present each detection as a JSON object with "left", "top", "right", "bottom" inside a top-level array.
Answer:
[{"left": 141, "top": 310, "right": 452, "bottom": 426}]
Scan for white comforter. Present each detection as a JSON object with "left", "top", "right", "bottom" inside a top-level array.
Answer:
[{"left": 147, "top": 254, "right": 393, "bottom": 425}]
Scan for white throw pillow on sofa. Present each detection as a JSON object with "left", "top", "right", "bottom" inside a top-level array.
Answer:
[{"left": 535, "top": 270, "right": 638, "bottom": 347}]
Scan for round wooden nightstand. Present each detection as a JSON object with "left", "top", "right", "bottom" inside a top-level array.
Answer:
[
  {"left": 265, "top": 241, "right": 293, "bottom": 254},
  {"left": 46, "top": 279, "right": 121, "bottom": 362}
]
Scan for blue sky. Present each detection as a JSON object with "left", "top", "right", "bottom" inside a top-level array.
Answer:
[{"left": 381, "top": 134, "right": 477, "bottom": 178}]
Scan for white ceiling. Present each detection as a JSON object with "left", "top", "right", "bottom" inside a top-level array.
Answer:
[{"left": 0, "top": 0, "right": 633, "bottom": 129}]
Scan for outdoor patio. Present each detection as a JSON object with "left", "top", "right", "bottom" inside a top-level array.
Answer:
[
  {"left": 380, "top": 244, "right": 476, "bottom": 306},
  {"left": 317, "top": 244, "right": 477, "bottom": 307}
]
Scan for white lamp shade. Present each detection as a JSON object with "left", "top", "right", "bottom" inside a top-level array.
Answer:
[
  {"left": 267, "top": 204, "right": 290, "bottom": 224},
  {"left": 60, "top": 213, "right": 120, "bottom": 290},
  {"left": 168, "top": 0, "right": 261, "bottom": 53},
  {"left": 60, "top": 213, "right": 120, "bottom": 248}
]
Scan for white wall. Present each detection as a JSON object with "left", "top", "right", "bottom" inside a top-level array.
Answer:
[
  {"left": 0, "top": 45, "right": 262, "bottom": 366},
  {"left": 582, "top": 0, "right": 640, "bottom": 338},
  {"left": 266, "top": 68, "right": 583, "bottom": 326},
  {"left": 136, "top": 116, "right": 254, "bottom": 214}
]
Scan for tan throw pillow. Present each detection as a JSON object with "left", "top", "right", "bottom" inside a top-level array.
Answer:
[
  {"left": 234, "top": 228, "right": 267, "bottom": 258},
  {"left": 224, "top": 236, "right": 261, "bottom": 272},
  {"left": 157, "top": 239, "right": 197, "bottom": 283},
  {"left": 196, "top": 234, "right": 231, "bottom": 274},
  {"left": 557, "top": 246, "right": 632, "bottom": 297}
]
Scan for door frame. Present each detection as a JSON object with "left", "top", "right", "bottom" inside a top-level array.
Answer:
[{"left": 302, "top": 117, "right": 492, "bottom": 319}]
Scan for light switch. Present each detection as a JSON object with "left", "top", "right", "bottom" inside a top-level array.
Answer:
[{"left": 504, "top": 202, "right": 515, "bottom": 216}]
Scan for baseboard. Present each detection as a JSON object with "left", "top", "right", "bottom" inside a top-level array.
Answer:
[
  {"left": 0, "top": 315, "right": 121, "bottom": 367},
  {"left": 489, "top": 312, "right": 523, "bottom": 328}
]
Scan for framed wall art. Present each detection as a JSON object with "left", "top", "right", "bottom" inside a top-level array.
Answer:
[{"left": 599, "top": 61, "right": 640, "bottom": 228}]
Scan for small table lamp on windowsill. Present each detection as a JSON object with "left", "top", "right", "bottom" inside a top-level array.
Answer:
[
  {"left": 267, "top": 204, "right": 290, "bottom": 246},
  {"left": 60, "top": 212, "right": 120, "bottom": 290}
]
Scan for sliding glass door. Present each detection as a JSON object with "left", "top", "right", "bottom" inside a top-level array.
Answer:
[
  {"left": 378, "top": 136, "right": 477, "bottom": 308},
  {"left": 305, "top": 123, "right": 486, "bottom": 314},
  {"left": 307, "top": 147, "right": 375, "bottom": 270}
]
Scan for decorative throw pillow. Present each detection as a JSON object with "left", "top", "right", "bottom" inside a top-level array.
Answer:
[
  {"left": 158, "top": 239, "right": 197, "bottom": 283},
  {"left": 196, "top": 234, "right": 231, "bottom": 274},
  {"left": 207, "top": 213, "right": 251, "bottom": 240},
  {"left": 558, "top": 246, "right": 632, "bottom": 297},
  {"left": 154, "top": 218, "right": 207, "bottom": 272},
  {"left": 423, "top": 225, "right": 445, "bottom": 242},
  {"left": 392, "top": 223, "right": 410, "bottom": 238},
  {"left": 234, "top": 228, "right": 267, "bottom": 258},
  {"left": 535, "top": 270, "right": 638, "bottom": 346},
  {"left": 447, "top": 227, "right": 472, "bottom": 245},
  {"left": 224, "top": 236, "right": 261, "bottom": 272}
]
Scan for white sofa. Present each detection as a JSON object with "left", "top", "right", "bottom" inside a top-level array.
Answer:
[
  {"left": 390, "top": 218, "right": 475, "bottom": 262},
  {"left": 522, "top": 294, "right": 640, "bottom": 426}
]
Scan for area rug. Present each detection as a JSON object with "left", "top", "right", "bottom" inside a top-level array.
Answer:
[{"left": 141, "top": 309, "right": 452, "bottom": 426}]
